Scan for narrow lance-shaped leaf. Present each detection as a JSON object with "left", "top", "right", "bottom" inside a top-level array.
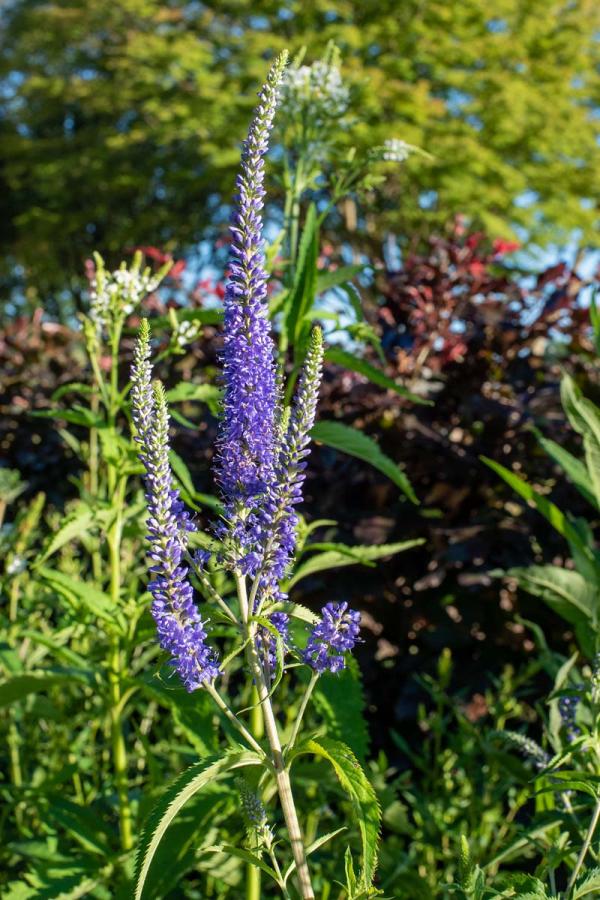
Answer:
[
  {"left": 312, "top": 420, "right": 418, "bottom": 503},
  {"left": 325, "top": 346, "right": 431, "bottom": 405},
  {"left": 285, "top": 539, "right": 424, "bottom": 589}
]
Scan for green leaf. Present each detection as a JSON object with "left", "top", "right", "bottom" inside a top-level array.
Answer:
[
  {"left": 505, "top": 565, "right": 598, "bottom": 655},
  {"left": 286, "top": 540, "right": 423, "bottom": 590},
  {"left": 0, "top": 674, "right": 69, "bottom": 708},
  {"left": 316, "top": 264, "right": 364, "bottom": 294},
  {"left": 293, "top": 737, "right": 381, "bottom": 888},
  {"left": 166, "top": 382, "right": 221, "bottom": 411},
  {"left": 134, "top": 750, "right": 263, "bottom": 900},
  {"left": 285, "top": 203, "right": 319, "bottom": 349},
  {"left": 506, "top": 565, "right": 597, "bottom": 620},
  {"left": 30, "top": 405, "right": 103, "bottom": 429},
  {"left": 50, "top": 382, "right": 93, "bottom": 401},
  {"left": 536, "top": 432, "right": 598, "bottom": 510},
  {"left": 45, "top": 797, "right": 113, "bottom": 856},
  {"left": 34, "top": 503, "right": 94, "bottom": 564},
  {"left": 312, "top": 420, "right": 418, "bottom": 503},
  {"left": 483, "top": 456, "right": 599, "bottom": 579},
  {"left": 203, "top": 845, "right": 278, "bottom": 882},
  {"left": 573, "top": 868, "right": 600, "bottom": 898},
  {"left": 151, "top": 308, "right": 223, "bottom": 329},
  {"left": 314, "top": 663, "right": 370, "bottom": 762},
  {"left": 283, "top": 827, "right": 347, "bottom": 885},
  {"left": 37, "top": 567, "right": 118, "bottom": 625},
  {"left": 325, "top": 347, "right": 430, "bottom": 405},
  {"left": 561, "top": 375, "right": 600, "bottom": 510}
]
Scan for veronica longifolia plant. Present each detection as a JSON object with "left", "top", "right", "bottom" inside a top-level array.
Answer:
[{"left": 131, "top": 53, "right": 379, "bottom": 900}]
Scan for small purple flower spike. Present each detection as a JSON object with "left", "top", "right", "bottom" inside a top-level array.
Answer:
[
  {"left": 303, "top": 602, "right": 361, "bottom": 674},
  {"left": 131, "top": 323, "right": 220, "bottom": 690}
]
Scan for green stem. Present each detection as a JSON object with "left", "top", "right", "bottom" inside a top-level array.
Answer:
[
  {"left": 188, "top": 554, "right": 238, "bottom": 624},
  {"left": 247, "top": 685, "right": 264, "bottom": 900},
  {"left": 108, "top": 634, "right": 133, "bottom": 851},
  {"left": 566, "top": 794, "right": 600, "bottom": 898},
  {"left": 89, "top": 390, "right": 102, "bottom": 581},
  {"left": 237, "top": 576, "right": 315, "bottom": 900},
  {"left": 246, "top": 857, "right": 261, "bottom": 900},
  {"left": 205, "top": 684, "right": 265, "bottom": 758},
  {"left": 107, "top": 479, "right": 133, "bottom": 852},
  {"left": 287, "top": 673, "right": 318, "bottom": 754}
]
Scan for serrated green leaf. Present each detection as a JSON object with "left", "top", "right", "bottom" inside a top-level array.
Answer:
[
  {"left": 312, "top": 420, "right": 418, "bottom": 503},
  {"left": 285, "top": 203, "right": 319, "bottom": 350},
  {"left": 293, "top": 737, "right": 381, "bottom": 888},
  {"left": 45, "top": 796, "right": 113, "bottom": 856},
  {"left": 573, "top": 867, "right": 600, "bottom": 898},
  {"left": 316, "top": 264, "right": 364, "bottom": 294},
  {"left": 505, "top": 565, "right": 598, "bottom": 655},
  {"left": 483, "top": 456, "right": 599, "bottom": 581},
  {"left": 134, "top": 750, "right": 263, "bottom": 900},
  {"left": 314, "top": 663, "right": 370, "bottom": 762}
]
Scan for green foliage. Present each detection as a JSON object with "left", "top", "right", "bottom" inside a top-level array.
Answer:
[
  {"left": 134, "top": 750, "right": 263, "bottom": 900},
  {"left": 486, "top": 372, "right": 600, "bottom": 656}
]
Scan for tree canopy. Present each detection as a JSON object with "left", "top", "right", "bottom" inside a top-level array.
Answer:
[{"left": 1, "top": 0, "right": 599, "bottom": 309}]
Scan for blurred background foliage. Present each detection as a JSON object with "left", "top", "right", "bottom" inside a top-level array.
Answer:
[{"left": 1, "top": 0, "right": 600, "bottom": 313}]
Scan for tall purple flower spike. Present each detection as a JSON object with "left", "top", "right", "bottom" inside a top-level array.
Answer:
[
  {"left": 131, "top": 322, "right": 220, "bottom": 691},
  {"left": 214, "top": 51, "right": 288, "bottom": 577},
  {"left": 303, "top": 602, "right": 361, "bottom": 674}
]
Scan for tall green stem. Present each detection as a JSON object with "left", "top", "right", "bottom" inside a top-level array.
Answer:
[
  {"left": 566, "top": 794, "right": 600, "bottom": 897},
  {"left": 246, "top": 685, "right": 265, "bottom": 900},
  {"left": 287, "top": 673, "right": 318, "bottom": 754},
  {"left": 237, "top": 576, "right": 315, "bottom": 900},
  {"left": 107, "top": 479, "right": 133, "bottom": 852}
]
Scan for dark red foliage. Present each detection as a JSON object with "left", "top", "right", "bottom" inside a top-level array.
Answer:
[{"left": 377, "top": 218, "right": 590, "bottom": 376}]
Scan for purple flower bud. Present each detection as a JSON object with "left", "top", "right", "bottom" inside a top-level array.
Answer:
[
  {"left": 303, "top": 602, "right": 361, "bottom": 674},
  {"left": 131, "top": 326, "right": 220, "bottom": 690}
]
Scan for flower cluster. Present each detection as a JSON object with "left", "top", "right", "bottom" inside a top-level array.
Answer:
[
  {"left": 498, "top": 731, "right": 550, "bottom": 772},
  {"left": 213, "top": 52, "right": 288, "bottom": 577},
  {"left": 131, "top": 54, "right": 361, "bottom": 691},
  {"left": 281, "top": 52, "right": 350, "bottom": 124},
  {"left": 303, "top": 602, "right": 361, "bottom": 674},
  {"left": 381, "top": 138, "right": 413, "bottom": 163},
  {"left": 173, "top": 318, "right": 201, "bottom": 349},
  {"left": 250, "top": 326, "right": 324, "bottom": 611},
  {"left": 131, "top": 322, "right": 220, "bottom": 690},
  {"left": 89, "top": 251, "right": 170, "bottom": 336}
]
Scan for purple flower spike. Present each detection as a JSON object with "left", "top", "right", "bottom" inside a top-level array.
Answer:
[
  {"left": 214, "top": 51, "right": 288, "bottom": 574},
  {"left": 131, "top": 326, "right": 220, "bottom": 690},
  {"left": 303, "top": 602, "right": 361, "bottom": 674}
]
